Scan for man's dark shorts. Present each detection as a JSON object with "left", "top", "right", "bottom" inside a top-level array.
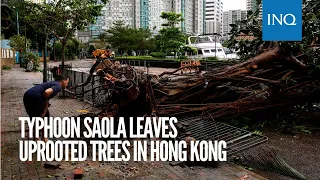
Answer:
[{"left": 23, "top": 90, "right": 49, "bottom": 117}]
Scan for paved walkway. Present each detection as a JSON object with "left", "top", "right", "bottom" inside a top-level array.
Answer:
[
  {"left": 1, "top": 66, "right": 267, "bottom": 180},
  {"left": 1, "top": 66, "right": 94, "bottom": 132}
]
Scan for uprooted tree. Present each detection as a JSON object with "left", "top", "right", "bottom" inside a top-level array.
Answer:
[{"left": 71, "top": 0, "right": 320, "bottom": 130}]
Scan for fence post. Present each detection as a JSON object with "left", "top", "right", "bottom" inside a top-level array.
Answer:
[
  {"left": 206, "top": 62, "right": 207, "bottom": 71},
  {"left": 81, "top": 73, "right": 84, "bottom": 99},
  {"left": 73, "top": 71, "right": 76, "bottom": 90},
  {"left": 50, "top": 66, "right": 52, "bottom": 81},
  {"left": 91, "top": 76, "right": 95, "bottom": 107}
]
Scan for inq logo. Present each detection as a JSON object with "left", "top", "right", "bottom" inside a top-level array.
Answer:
[
  {"left": 262, "top": 0, "right": 302, "bottom": 41},
  {"left": 267, "top": 14, "right": 297, "bottom": 26}
]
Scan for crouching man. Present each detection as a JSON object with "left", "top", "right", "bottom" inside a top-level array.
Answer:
[{"left": 23, "top": 75, "right": 69, "bottom": 142}]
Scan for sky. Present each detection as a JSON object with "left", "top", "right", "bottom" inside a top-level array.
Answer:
[{"left": 223, "top": 0, "right": 247, "bottom": 11}]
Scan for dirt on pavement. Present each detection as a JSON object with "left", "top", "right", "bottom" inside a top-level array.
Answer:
[{"left": 249, "top": 129, "right": 320, "bottom": 180}]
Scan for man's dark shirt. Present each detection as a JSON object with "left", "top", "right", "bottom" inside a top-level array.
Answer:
[
  {"left": 23, "top": 81, "right": 62, "bottom": 117},
  {"left": 26, "top": 81, "right": 62, "bottom": 100}
]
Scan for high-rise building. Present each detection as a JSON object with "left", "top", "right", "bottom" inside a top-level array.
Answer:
[
  {"left": 246, "top": 0, "right": 258, "bottom": 12},
  {"left": 148, "top": 0, "right": 172, "bottom": 34},
  {"left": 171, "top": 0, "right": 204, "bottom": 35},
  {"left": 84, "top": 0, "right": 206, "bottom": 39},
  {"left": 247, "top": 0, "right": 262, "bottom": 19},
  {"left": 222, "top": 10, "right": 247, "bottom": 40},
  {"left": 205, "top": 0, "right": 223, "bottom": 39},
  {"left": 77, "top": 0, "right": 136, "bottom": 43},
  {"left": 194, "top": 0, "right": 205, "bottom": 35},
  {"left": 101, "top": 0, "right": 135, "bottom": 30},
  {"left": 172, "top": 0, "right": 204, "bottom": 35}
]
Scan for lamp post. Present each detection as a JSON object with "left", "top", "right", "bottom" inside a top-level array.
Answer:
[
  {"left": 12, "top": 6, "right": 19, "bottom": 35},
  {"left": 16, "top": 11, "right": 19, "bottom": 35},
  {"left": 213, "top": 33, "right": 221, "bottom": 58},
  {"left": 12, "top": 6, "right": 22, "bottom": 66}
]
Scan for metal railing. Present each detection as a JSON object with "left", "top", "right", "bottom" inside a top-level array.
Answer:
[
  {"left": 176, "top": 114, "right": 268, "bottom": 155},
  {"left": 46, "top": 64, "right": 97, "bottom": 105},
  {"left": 51, "top": 65, "right": 107, "bottom": 107}
]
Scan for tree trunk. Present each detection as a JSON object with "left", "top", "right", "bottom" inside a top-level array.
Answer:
[
  {"left": 43, "top": 33, "right": 48, "bottom": 82},
  {"left": 53, "top": 38, "right": 56, "bottom": 62},
  {"left": 61, "top": 40, "right": 66, "bottom": 74},
  {"left": 60, "top": 40, "right": 68, "bottom": 97}
]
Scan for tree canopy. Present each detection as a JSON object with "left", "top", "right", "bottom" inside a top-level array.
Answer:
[
  {"left": 8, "top": 34, "right": 30, "bottom": 52},
  {"left": 156, "top": 12, "right": 187, "bottom": 57},
  {"left": 105, "top": 21, "right": 152, "bottom": 55},
  {"left": 9, "top": 0, "right": 108, "bottom": 63},
  {"left": 227, "top": 0, "right": 320, "bottom": 64}
]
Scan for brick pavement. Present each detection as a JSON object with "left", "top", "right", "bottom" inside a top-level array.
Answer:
[
  {"left": 1, "top": 66, "right": 268, "bottom": 180},
  {"left": 1, "top": 66, "right": 95, "bottom": 132}
]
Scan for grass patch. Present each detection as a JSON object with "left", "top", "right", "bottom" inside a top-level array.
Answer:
[{"left": 2, "top": 65, "right": 12, "bottom": 70}]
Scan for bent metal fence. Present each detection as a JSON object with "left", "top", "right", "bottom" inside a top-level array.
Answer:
[
  {"left": 47, "top": 60, "right": 239, "bottom": 107},
  {"left": 64, "top": 69, "right": 102, "bottom": 106},
  {"left": 47, "top": 65, "right": 104, "bottom": 107}
]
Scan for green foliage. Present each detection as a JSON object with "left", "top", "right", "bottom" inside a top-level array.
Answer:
[
  {"left": 8, "top": 35, "right": 30, "bottom": 52},
  {"left": 156, "top": 12, "right": 187, "bottom": 58},
  {"left": 23, "top": 52, "right": 40, "bottom": 71},
  {"left": 2, "top": 65, "right": 12, "bottom": 70},
  {"left": 295, "top": 126, "right": 312, "bottom": 134},
  {"left": 66, "top": 38, "right": 80, "bottom": 59},
  {"left": 183, "top": 46, "right": 197, "bottom": 54},
  {"left": 227, "top": 9, "right": 265, "bottom": 59},
  {"left": 205, "top": 57, "right": 219, "bottom": 61},
  {"left": 96, "top": 33, "right": 108, "bottom": 49},
  {"left": 88, "top": 45, "right": 96, "bottom": 56},
  {"left": 150, "top": 52, "right": 166, "bottom": 58},
  {"left": 160, "top": 12, "right": 184, "bottom": 27},
  {"left": 252, "top": 130, "right": 262, "bottom": 135},
  {"left": 228, "top": 0, "right": 320, "bottom": 64},
  {"left": 8, "top": 1, "right": 50, "bottom": 50},
  {"left": 105, "top": 21, "right": 152, "bottom": 55},
  {"left": 115, "top": 56, "right": 155, "bottom": 60},
  {"left": 222, "top": 40, "right": 229, "bottom": 47},
  {"left": 13, "top": 0, "right": 108, "bottom": 62},
  {"left": 54, "top": 39, "right": 80, "bottom": 60}
]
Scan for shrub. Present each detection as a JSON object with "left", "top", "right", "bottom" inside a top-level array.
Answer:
[
  {"left": 2, "top": 65, "right": 12, "bottom": 70},
  {"left": 88, "top": 45, "right": 96, "bottom": 57},
  {"left": 23, "top": 52, "right": 40, "bottom": 71},
  {"left": 205, "top": 57, "right": 219, "bottom": 61},
  {"left": 150, "top": 52, "right": 166, "bottom": 58},
  {"left": 53, "top": 39, "right": 80, "bottom": 60},
  {"left": 178, "top": 56, "right": 188, "bottom": 60}
]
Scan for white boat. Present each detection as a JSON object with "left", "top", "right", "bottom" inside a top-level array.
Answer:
[
  {"left": 224, "top": 47, "right": 240, "bottom": 60},
  {"left": 187, "top": 35, "right": 227, "bottom": 59}
]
